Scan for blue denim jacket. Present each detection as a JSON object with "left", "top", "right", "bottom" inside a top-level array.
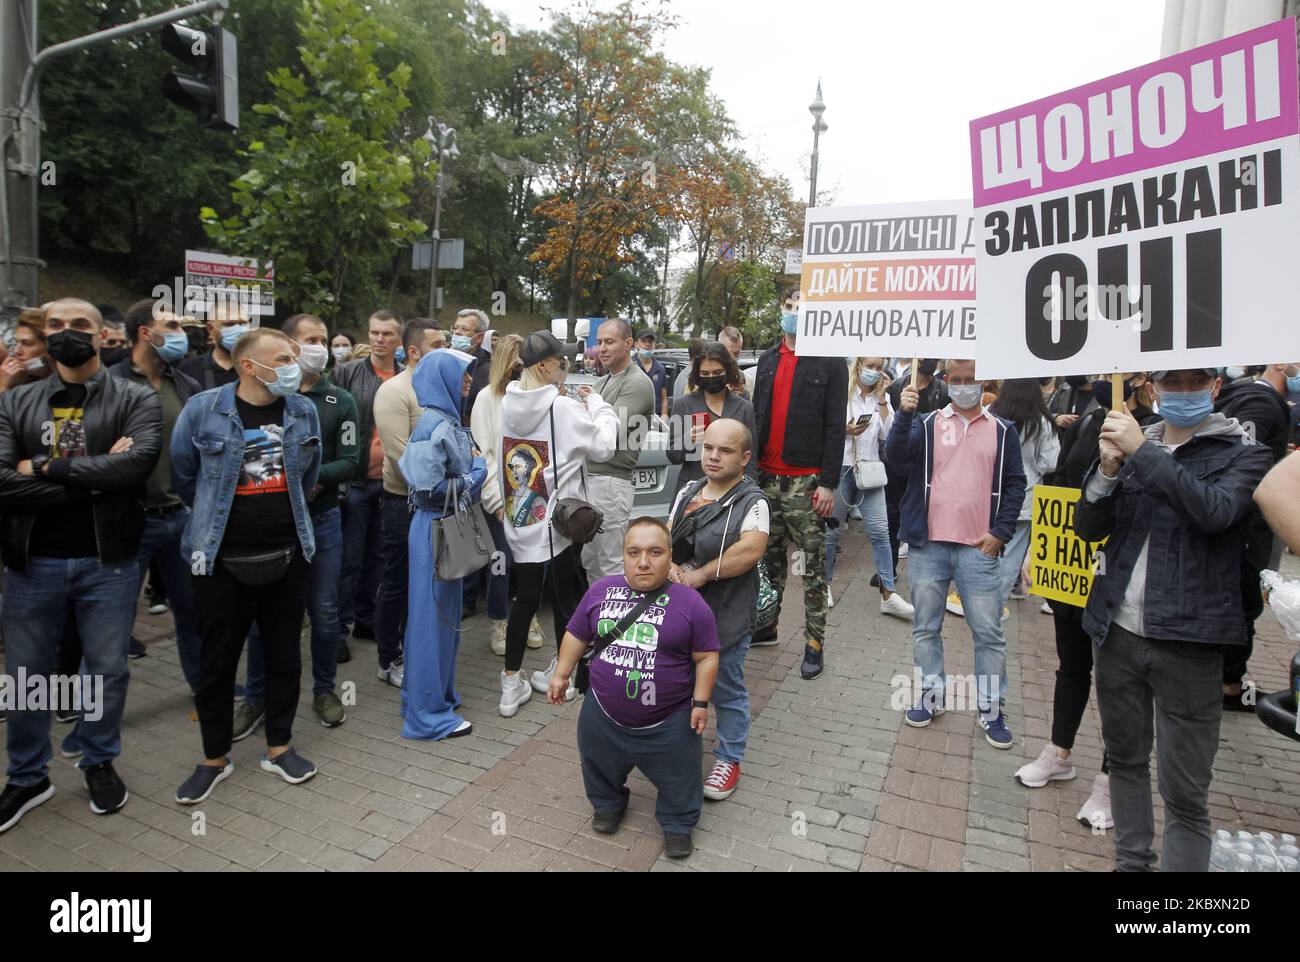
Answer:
[
  {"left": 399, "top": 350, "right": 486, "bottom": 515},
  {"left": 171, "top": 383, "right": 322, "bottom": 572}
]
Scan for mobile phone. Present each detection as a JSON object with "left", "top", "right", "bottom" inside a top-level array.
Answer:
[{"left": 856, "top": 413, "right": 873, "bottom": 426}]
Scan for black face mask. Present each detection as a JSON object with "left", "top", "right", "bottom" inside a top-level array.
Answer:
[
  {"left": 917, "top": 360, "right": 938, "bottom": 379},
  {"left": 1065, "top": 375, "right": 1089, "bottom": 388},
  {"left": 697, "top": 374, "right": 727, "bottom": 395},
  {"left": 47, "top": 330, "right": 98, "bottom": 367},
  {"left": 99, "top": 346, "right": 131, "bottom": 367}
]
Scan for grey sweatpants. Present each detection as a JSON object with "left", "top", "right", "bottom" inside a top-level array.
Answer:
[
  {"left": 576, "top": 694, "right": 702, "bottom": 835},
  {"left": 1094, "top": 623, "right": 1223, "bottom": 872}
]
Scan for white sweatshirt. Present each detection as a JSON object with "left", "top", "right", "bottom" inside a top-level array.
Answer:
[
  {"left": 499, "top": 382, "right": 619, "bottom": 563},
  {"left": 470, "top": 384, "right": 507, "bottom": 516}
]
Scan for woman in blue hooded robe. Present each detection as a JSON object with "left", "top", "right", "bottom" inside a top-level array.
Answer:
[{"left": 398, "top": 350, "right": 487, "bottom": 740}]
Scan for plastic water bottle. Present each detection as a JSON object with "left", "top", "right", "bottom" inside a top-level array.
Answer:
[
  {"left": 1280, "top": 856, "right": 1299, "bottom": 872},
  {"left": 1210, "top": 837, "right": 1234, "bottom": 872},
  {"left": 1232, "top": 853, "right": 1255, "bottom": 871}
]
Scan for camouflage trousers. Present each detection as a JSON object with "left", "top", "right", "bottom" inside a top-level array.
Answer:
[{"left": 758, "top": 472, "right": 828, "bottom": 643}]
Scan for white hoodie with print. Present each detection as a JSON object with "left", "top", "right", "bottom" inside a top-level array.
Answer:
[{"left": 499, "top": 382, "right": 619, "bottom": 563}]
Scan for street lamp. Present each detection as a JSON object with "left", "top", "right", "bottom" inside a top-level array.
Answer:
[
  {"left": 421, "top": 115, "right": 460, "bottom": 318},
  {"left": 808, "top": 81, "right": 827, "bottom": 208}
]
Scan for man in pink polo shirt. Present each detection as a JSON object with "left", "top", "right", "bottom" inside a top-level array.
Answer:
[{"left": 884, "top": 359, "right": 1026, "bottom": 748}]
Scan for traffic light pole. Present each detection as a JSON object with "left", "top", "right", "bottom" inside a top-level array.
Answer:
[{"left": 0, "top": 0, "right": 230, "bottom": 335}]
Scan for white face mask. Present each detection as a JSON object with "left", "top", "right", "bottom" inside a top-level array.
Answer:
[
  {"left": 331, "top": 345, "right": 351, "bottom": 364},
  {"left": 297, "top": 343, "right": 330, "bottom": 375},
  {"left": 948, "top": 383, "right": 983, "bottom": 409},
  {"left": 23, "top": 356, "right": 47, "bottom": 374}
]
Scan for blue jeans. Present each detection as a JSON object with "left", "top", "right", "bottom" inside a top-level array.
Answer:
[
  {"left": 484, "top": 510, "right": 511, "bottom": 620},
  {"left": 247, "top": 507, "right": 343, "bottom": 701},
  {"left": 338, "top": 480, "right": 383, "bottom": 633},
  {"left": 136, "top": 508, "right": 201, "bottom": 693},
  {"left": 2, "top": 557, "right": 138, "bottom": 786},
  {"left": 825, "top": 466, "right": 895, "bottom": 590},
  {"left": 376, "top": 493, "right": 411, "bottom": 669},
  {"left": 908, "top": 541, "right": 1007, "bottom": 718},
  {"left": 998, "top": 519, "right": 1032, "bottom": 603},
  {"left": 713, "top": 634, "right": 752, "bottom": 764}
]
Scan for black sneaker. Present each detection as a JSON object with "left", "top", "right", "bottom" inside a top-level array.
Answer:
[
  {"left": 128, "top": 637, "right": 147, "bottom": 659},
  {"left": 175, "top": 761, "right": 232, "bottom": 805},
  {"left": 54, "top": 707, "right": 78, "bottom": 724},
  {"left": 750, "top": 624, "right": 780, "bottom": 647},
  {"left": 592, "top": 810, "right": 624, "bottom": 834},
  {"left": 869, "top": 572, "right": 881, "bottom": 588},
  {"left": 799, "top": 643, "right": 824, "bottom": 680},
  {"left": 83, "top": 761, "right": 129, "bottom": 815},
  {"left": 663, "top": 831, "right": 694, "bottom": 858},
  {"left": 0, "top": 779, "right": 55, "bottom": 833},
  {"left": 260, "top": 748, "right": 318, "bottom": 785},
  {"left": 336, "top": 642, "right": 352, "bottom": 664},
  {"left": 350, "top": 621, "right": 375, "bottom": 641}
]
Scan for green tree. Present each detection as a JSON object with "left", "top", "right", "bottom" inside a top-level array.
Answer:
[{"left": 201, "top": 0, "right": 428, "bottom": 323}]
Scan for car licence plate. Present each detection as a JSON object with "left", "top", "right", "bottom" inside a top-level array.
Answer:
[{"left": 632, "top": 467, "right": 658, "bottom": 490}]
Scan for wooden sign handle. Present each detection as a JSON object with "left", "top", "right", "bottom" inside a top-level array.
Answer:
[
  {"left": 1111, "top": 372, "right": 1124, "bottom": 413},
  {"left": 910, "top": 357, "right": 919, "bottom": 390}
]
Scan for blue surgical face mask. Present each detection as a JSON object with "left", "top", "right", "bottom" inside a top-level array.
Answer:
[
  {"left": 780, "top": 311, "right": 798, "bottom": 335},
  {"left": 395, "top": 346, "right": 406, "bottom": 364},
  {"left": 859, "top": 369, "right": 881, "bottom": 388},
  {"left": 220, "top": 324, "right": 248, "bottom": 353},
  {"left": 1157, "top": 388, "right": 1214, "bottom": 427},
  {"left": 252, "top": 358, "right": 302, "bottom": 397},
  {"left": 450, "top": 334, "right": 473, "bottom": 353},
  {"left": 154, "top": 331, "right": 190, "bottom": 363},
  {"left": 1288, "top": 373, "right": 1300, "bottom": 394}
]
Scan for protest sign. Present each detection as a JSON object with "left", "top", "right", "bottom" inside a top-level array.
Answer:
[
  {"left": 1028, "top": 485, "right": 1107, "bottom": 607},
  {"left": 184, "top": 250, "right": 275, "bottom": 318},
  {"left": 971, "top": 19, "right": 1300, "bottom": 379},
  {"left": 796, "top": 199, "right": 977, "bottom": 359}
]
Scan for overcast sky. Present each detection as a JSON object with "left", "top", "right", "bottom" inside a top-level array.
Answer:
[{"left": 491, "top": 0, "right": 1168, "bottom": 210}]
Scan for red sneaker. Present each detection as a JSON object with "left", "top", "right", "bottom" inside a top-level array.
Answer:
[{"left": 703, "top": 760, "right": 740, "bottom": 800}]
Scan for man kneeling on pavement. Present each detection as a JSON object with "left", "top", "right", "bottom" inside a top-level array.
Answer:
[{"left": 548, "top": 517, "right": 720, "bottom": 859}]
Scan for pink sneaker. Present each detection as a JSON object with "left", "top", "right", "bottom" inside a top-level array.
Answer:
[{"left": 1014, "top": 744, "right": 1077, "bottom": 788}]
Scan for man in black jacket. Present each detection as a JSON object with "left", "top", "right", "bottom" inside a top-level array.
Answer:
[
  {"left": 0, "top": 299, "right": 162, "bottom": 833},
  {"left": 332, "top": 309, "right": 404, "bottom": 643},
  {"left": 107, "top": 299, "right": 204, "bottom": 698},
  {"left": 453, "top": 308, "right": 492, "bottom": 426},
  {"left": 1074, "top": 368, "right": 1272, "bottom": 872},
  {"left": 1213, "top": 364, "right": 1293, "bottom": 711},
  {"left": 884, "top": 359, "right": 948, "bottom": 575},
  {"left": 750, "top": 289, "right": 846, "bottom": 679}
]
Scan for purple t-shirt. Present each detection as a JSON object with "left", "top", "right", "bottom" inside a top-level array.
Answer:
[{"left": 567, "top": 576, "right": 720, "bottom": 728}]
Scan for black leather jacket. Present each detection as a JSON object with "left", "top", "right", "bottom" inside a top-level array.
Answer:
[
  {"left": 333, "top": 356, "right": 403, "bottom": 484},
  {"left": 0, "top": 368, "right": 163, "bottom": 572},
  {"left": 751, "top": 344, "right": 847, "bottom": 489}
]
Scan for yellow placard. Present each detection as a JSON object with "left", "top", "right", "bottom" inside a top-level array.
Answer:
[{"left": 1029, "top": 485, "right": 1108, "bottom": 607}]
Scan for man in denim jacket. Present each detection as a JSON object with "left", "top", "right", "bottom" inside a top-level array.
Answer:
[{"left": 170, "top": 328, "right": 322, "bottom": 804}]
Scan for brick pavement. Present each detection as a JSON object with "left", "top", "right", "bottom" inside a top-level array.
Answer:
[{"left": 2, "top": 526, "right": 1298, "bottom": 872}]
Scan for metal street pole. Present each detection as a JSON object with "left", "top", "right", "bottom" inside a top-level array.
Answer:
[
  {"left": 808, "top": 81, "right": 827, "bottom": 208},
  {"left": 428, "top": 167, "right": 442, "bottom": 318},
  {"left": 1, "top": 0, "right": 230, "bottom": 338}
]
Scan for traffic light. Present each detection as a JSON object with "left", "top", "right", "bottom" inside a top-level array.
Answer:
[{"left": 160, "top": 23, "right": 238, "bottom": 131}]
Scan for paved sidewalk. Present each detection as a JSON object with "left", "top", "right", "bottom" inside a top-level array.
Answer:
[{"left": 2, "top": 527, "right": 1298, "bottom": 872}]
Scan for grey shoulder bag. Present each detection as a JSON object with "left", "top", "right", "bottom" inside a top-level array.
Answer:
[{"left": 432, "top": 476, "right": 492, "bottom": 581}]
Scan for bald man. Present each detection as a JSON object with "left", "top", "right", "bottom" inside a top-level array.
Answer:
[{"left": 0, "top": 298, "right": 164, "bottom": 832}]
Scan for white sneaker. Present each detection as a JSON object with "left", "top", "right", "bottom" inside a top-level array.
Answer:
[
  {"left": 826, "top": 585, "right": 835, "bottom": 609},
  {"left": 490, "top": 618, "right": 507, "bottom": 656},
  {"left": 1014, "top": 744, "right": 1077, "bottom": 788},
  {"left": 527, "top": 616, "right": 545, "bottom": 649},
  {"left": 377, "top": 656, "right": 404, "bottom": 688},
  {"left": 498, "top": 671, "right": 532, "bottom": 718},
  {"left": 1040, "top": 599, "right": 1053, "bottom": 615},
  {"left": 1076, "top": 774, "right": 1113, "bottom": 830},
  {"left": 530, "top": 656, "right": 576, "bottom": 700},
  {"left": 880, "top": 593, "right": 915, "bottom": 620},
  {"left": 1001, "top": 606, "right": 1011, "bottom": 622},
  {"left": 898, "top": 543, "right": 909, "bottom": 559}
]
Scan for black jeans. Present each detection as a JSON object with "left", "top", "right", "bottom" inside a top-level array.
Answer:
[
  {"left": 376, "top": 492, "right": 411, "bottom": 669},
  {"left": 1222, "top": 619, "right": 1253, "bottom": 687},
  {"left": 505, "top": 544, "right": 586, "bottom": 673},
  {"left": 192, "top": 549, "right": 310, "bottom": 760},
  {"left": 1051, "top": 611, "right": 1108, "bottom": 773},
  {"left": 884, "top": 460, "right": 908, "bottom": 568}
]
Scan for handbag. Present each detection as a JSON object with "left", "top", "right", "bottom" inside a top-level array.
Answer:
[
  {"left": 574, "top": 586, "right": 660, "bottom": 695},
  {"left": 755, "top": 559, "right": 779, "bottom": 631},
  {"left": 432, "top": 476, "right": 492, "bottom": 581},
  {"left": 220, "top": 545, "right": 295, "bottom": 587},
  {"left": 851, "top": 421, "right": 888, "bottom": 490},
  {"left": 547, "top": 401, "right": 604, "bottom": 546}
]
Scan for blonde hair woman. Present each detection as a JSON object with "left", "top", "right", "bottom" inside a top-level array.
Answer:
[
  {"left": 825, "top": 357, "right": 914, "bottom": 620},
  {"left": 470, "top": 335, "right": 542, "bottom": 655}
]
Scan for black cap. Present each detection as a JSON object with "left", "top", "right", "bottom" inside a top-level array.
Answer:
[
  {"left": 636, "top": 329, "right": 656, "bottom": 342},
  {"left": 520, "top": 330, "right": 566, "bottom": 367},
  {"left": 1152, "top": 368, "right": 1218, "bottom": 381}
]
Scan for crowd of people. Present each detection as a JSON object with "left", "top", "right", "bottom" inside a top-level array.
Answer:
[{"left": 1, "top": 288, "right": 1298, "bottom": 869}]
